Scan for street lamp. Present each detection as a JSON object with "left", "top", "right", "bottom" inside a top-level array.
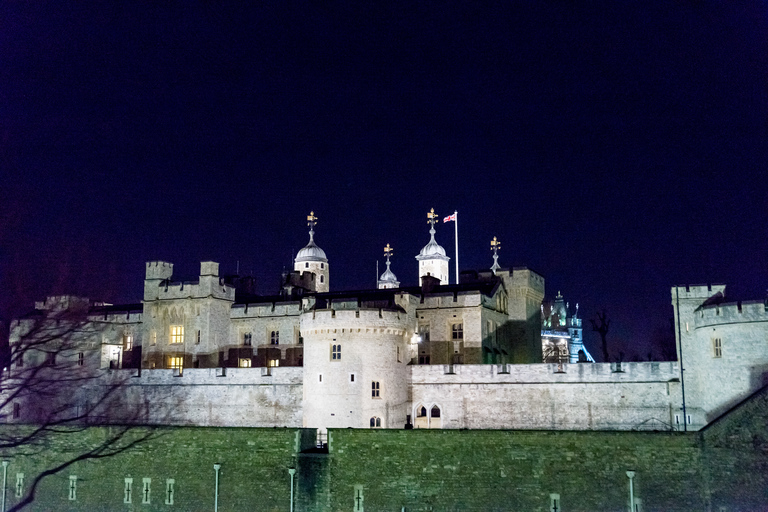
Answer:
[
  {"left": 213, "top": 463, "right": 221, "bottom": 512},
  {"left": 288, "top": 467, "right": 296, "bottom": 512},
  {"left": 626, "top": 470, "right": 636, "bottom": 512}
]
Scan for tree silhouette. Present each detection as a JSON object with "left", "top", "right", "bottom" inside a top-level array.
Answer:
[
  {"left": 590, "top": 309, "right": 611, "bottom": 362},
  {"left": 0, "top": 296, "right": 157, "bottom": 510}
]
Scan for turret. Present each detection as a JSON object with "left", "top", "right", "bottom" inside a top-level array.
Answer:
[
  {"left": 378, "top": 243, "right": 400, "bottom": 289},
  {"left": 416, "top": 208, "right": 449, "bottom": 285},
  {"left": 294, "top": 211, "right": 329, "bottom": 293}
]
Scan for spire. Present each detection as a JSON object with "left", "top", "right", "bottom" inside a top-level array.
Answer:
[
  {"left": 427, "top": 208, "right": 439, "bottom": 243},
  {"left": 378, "top": 243, "right": 399, "bottom": 289},
  {"left": 490, "top": 236, "right": 501, "bottom": 274},
  {"left": 307, "top": 210, "right": 318, "bottom": 243}
]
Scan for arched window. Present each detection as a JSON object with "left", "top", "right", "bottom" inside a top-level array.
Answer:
[
  {"left": 430, "top": 406, "right": 441, "bottom": 418},
  {"left": 369, "top": 416, "right": 381, "bottom": 428},
  {"left": 417, "top": 406, "right": 427, "bottom": 417}
]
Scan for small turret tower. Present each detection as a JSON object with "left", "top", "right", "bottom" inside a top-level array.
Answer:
[
  {"left": 294, "top": 211, "right": 329, "bottom": 292},
  {"left": 378, "top": 243, "right": 400, "bottom": 289},
  {"left": 416, "top": 208, "right": 450, "bottom": 285}
]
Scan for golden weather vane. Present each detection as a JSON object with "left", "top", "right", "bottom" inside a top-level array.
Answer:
[
  {"left": 427, "top": 208, "right": 439, "bottom": 227},
  {"left": 384, "top": 243, "right": 393, "bottom": 258},
  {"left": 491, "top": 236, "right": 501, "bottom": 252},
  {"left": 490, "top": 236, "right": 501, "bottom": 274},
  {"left": 307, "top": 211, "right": 318, "bottom": 228}
]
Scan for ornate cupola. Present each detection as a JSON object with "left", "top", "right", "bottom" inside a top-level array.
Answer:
[
  {"left": 416, "top": 208, "right": 450, "bottom": 285},
  {"left": 378, "top": 243, "right": 400, "bottom": 289},
  {"left": 294, "top": 211, "right": 329, "bottom": 292}
]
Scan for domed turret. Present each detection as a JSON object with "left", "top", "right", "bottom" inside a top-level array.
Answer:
[
  {"left": 378, "top": 243, "right": 400, "bottom": 289},
  {"left": 415, "top": 208, "right": 450, "bottom": 285},
  {"left": 294, "top": 211, "right": 329, "bottom": 292}
]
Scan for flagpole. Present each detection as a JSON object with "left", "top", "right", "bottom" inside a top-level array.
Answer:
[{"left": 454, "top": 210, "right": 459, "bottom": 284}]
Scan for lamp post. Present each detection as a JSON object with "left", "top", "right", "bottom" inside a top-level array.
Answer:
[
  {"left": 288, "top": 467, "right": 296, "bottom": 512},
  {"left": 2, "top": 460, "right": 8, "bottom": 512},
  {"left": 626, "top": 470, "right": 636, "bottom": 512},
  {"left": 213, "top": 463, "right": 221, "bottom": 512}
]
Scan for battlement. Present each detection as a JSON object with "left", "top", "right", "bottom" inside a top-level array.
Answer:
[
  {"left": 200, "top": 261, "right": 219, "bottom": 276},
  {"left": 695, "top": 299, "right": 768, "bottom": 326},
  {"left": 35, "top": 295, "right": 91, "bottom": 312},
  {"left": 146, "top": 261, "right": 174, "bottom": 280},
  {"left": 300, "top": 307, "right": 409, "bottom": 333},
  {"left": 671, "top": 284, "right": 726, "bottom": 301},
  {"left": 506, "top": 268, "right": 545, "bottom": 297},
  {"left": 231, "top": 301, "right": 303, "bottom": 319}
]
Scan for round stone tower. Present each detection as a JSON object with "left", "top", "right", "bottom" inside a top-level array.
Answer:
[
  {"left": 300, "top": 302, "right": 412, "bottom": 430},
  {"left": 294, "top": 211, "right": 329, "bottom": 292},
  {"left": 416, "top": 208, "right": 450, "bottom": 285}
]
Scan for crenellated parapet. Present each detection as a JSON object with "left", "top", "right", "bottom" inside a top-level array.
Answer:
[
  {"left": 695, "top": 300, "right": 768, "bottom": 327},
  {"left": 300, "top": 308, "right": 410, "bottom": 336}
]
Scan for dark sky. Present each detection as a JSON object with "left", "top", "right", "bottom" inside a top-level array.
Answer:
[{"left": 2, "top": 2, "right": 767, "bottom": 360}]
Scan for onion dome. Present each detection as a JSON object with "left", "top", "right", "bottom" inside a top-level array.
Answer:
[
  {"left": 295, "top": 211, "right": 328, "bottom": 263},
  {"left": 416, "top": 226, "right": 449, "bottom": 261},
  {"left": 379, "top": 243, "right": 400, "bottom": 289}
]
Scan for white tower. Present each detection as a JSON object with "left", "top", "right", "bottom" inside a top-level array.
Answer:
[
  {"left": 378, "top": 243, "right": 400, "bottom": 289},
  {"left": 416, "top": 208, "right": 450, "bottom": 285},
  {"left": 294, "top": 211, "right": 329, "bottom": 293}
]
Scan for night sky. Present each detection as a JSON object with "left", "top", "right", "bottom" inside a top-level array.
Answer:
[{"left": 2, "top": 2, "right": 767, "bottom": 360}]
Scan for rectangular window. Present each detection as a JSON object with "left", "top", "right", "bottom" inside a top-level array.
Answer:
[
  {"left": 124, "top": 478, "right": 133, "bottom": 504},
  {"left": 124, "top": 335, "right": 133, "bottom": 351},
  {"left": 549, "top": 493, "right": 560, "bottom": 512},
  {"left": 196, "top": 330, "right": 201, "bottom": 344},
  {"left": 243, "top": 332, "right": 252, "bottom": 346},
  {"left": 170, "top": 325, "right": 184, "bottom": 344},
  {"left": 142, "top": 478, "right": 151, "bottom": 504},
  {"left": 372, "top": 381, "right": 380, "bottom": 398},
  {"left": 239, "top": 358, "right": 251, "bottom": 368},
  {"left": 713, "top": 337, "right": 722, "bottom": 358},
  {"left": 165, "top": 479, "right": 175, "bottom": 505},
  {"left": 418, "top": 324, "right": 430, "bottom": 342},
  {"left": 15, "top": 473, "right": 23, "bottom": 498},
  {"left": 269, "top": 359, "right": 279, "bottom": 367},
  {"left": 452, "top": 323, "right": 463, "bottom": 340},
  {"left": 397, "top": 345, "right": 401, "bottom": 363},
  {"left": 168, "top": 356, "right": 183, "bottom": 370},
  {"left": 270, "top": 330, "right": 279, "bottom": 345},
  {"left": 15, "top": 354, "right": 23, "bottom": 368},
  {"left": 151, "top": 330, "right": 157, "bottom": 345},
  {"left": 68, "top": 476, "right": 77, "bottom": 501},
  {"left": 12, "top": 403, "right": 20, "bottom": 419},
  {"left": 77, "top": 352, "right": 84, "bottom": 366},
  {"left": 332, "top": 344, "right": 341, "bottom": 360}
]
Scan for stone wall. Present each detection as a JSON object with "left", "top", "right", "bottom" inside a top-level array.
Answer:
[{"left": 411, "top": 361, "right": 685, "bottom": 430}]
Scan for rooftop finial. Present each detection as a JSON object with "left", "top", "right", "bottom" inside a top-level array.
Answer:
[
  {"left": 427, "top": 208, "right": 439, "bottom": 239},
  {"left": 490, "top": 236, "right": 501, "bottom": 274},
  {"left": 307, "top": 211, "right": 318, "bottom": 242}
]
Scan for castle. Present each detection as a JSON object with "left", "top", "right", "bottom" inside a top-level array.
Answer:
[{"left": 7, "top": 210, "right": 768, "bottom": 435}]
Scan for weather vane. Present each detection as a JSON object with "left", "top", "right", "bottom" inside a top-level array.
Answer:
[
  {"left": 306, "top": 211, "right": 318, "bottom": 242},
  {"left": 427, "top": 208, "right": 439, "bottom": 228},
  {"left": 384, "top": 243, "right": 393, "bottom": 260},
  {"left": 490, "top": 236, "right": 501, "bottom": 274}
]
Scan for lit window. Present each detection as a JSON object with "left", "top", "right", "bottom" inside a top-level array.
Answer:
[
  {"left": 331, "top": 344, "right": 341, "bottom": 360},
  {"left": 713, "top": 338, "right": 722, "bottom": 358},
  {"left": 124, "top": 478, "right": 133, "bottom": 504},
  {"left": 271, "top": 331, "right": 279, "bottom": 345},
  {"left": 239, "top": 358, "right": 251, "bottom": 368},
  {"left": 269, "top": 359, "right": 279, "bottom": 367},
  {"left": 243, "top": 332, "right": 252, "bottom": 346},
  {"left": 151, "top": 330, "right": 157, "bottom": 345},
  {"left": 68, "top": 476, "right": 77, "bottom": 501},
  {"left": 165, "top": 479, "right": 175, "bottom": 505},
  {"left": 418, "top": 324, "right": 430, "bottom": 342},
  {"left": 168, "top": 357, "right": 183, "bottom": 370},
  {"left": 372, "top": 381, "right": 380, "bottom": 398},
  {"left": 124, "top": 335, "right": 133, "bottom": 351},
  {"left": 77, "top": 352, "right": 84, "bottom": 366},
  {"left": 15, "top": 473, "right": 23, "bottom": 498},
  {"left": 369, "top": 416, "right": 381, "bottom": 428},
  {"left": 452, "top": 323, "right": 463, "bottom": 340},
  {"left": 170, "top": 326, "right": 184, "bottom": 344},
  {"left": 142, "top": 478, "right": 151, "bottom": 504}
]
